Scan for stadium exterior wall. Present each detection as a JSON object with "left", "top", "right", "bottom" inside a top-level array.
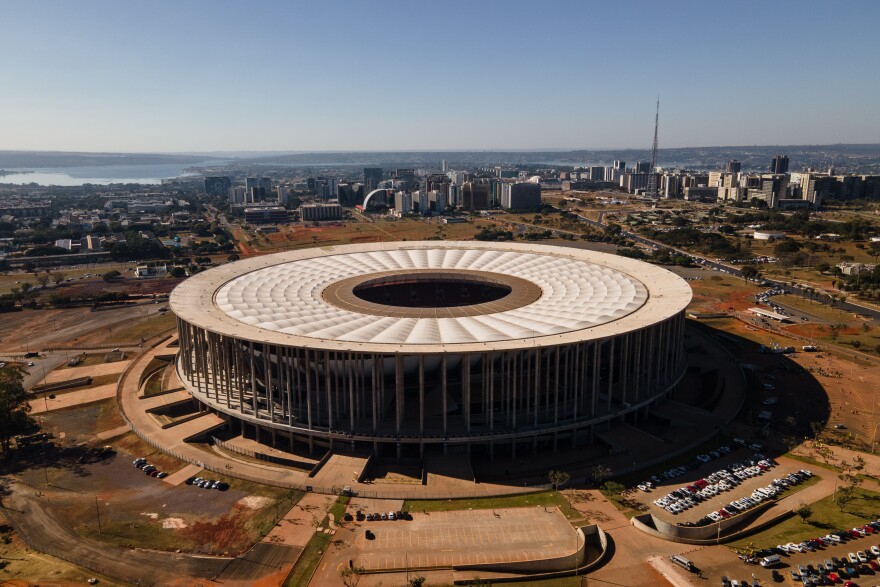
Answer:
[{"left": 171, "top": 241, "right": 691, "bottom": 459}]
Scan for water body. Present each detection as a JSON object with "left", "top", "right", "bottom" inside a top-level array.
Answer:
[{"left": 0, "top": 161, "right": 225, "bottom": 186}]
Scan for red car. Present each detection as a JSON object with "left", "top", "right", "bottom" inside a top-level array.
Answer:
[
  {"left": 869, "top": 559, "right": 879, "bottom": 570},
  {"left": 828, "top": 572, "right": 840, "bottom": 583},
  {"left": 863, "top": 525, "right": 875, "bottom": 534},
  {"left": 843, "top": 581, "right": 856, "bottom": 587}
]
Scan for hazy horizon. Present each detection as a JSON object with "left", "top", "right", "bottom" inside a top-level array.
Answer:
[{"left": 2, "top": 0, "right": 879, "bottom": 152}]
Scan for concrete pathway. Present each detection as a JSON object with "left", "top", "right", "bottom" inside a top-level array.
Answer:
[
  {"left": 28, "top": 382, "right": 117, "bottom": 414},
  {"left": 262, "top": 492, "right": 337, "bottom": 547},
  {"left": 42, "top": 359, "right": 129, "bottom": 384},
  {"left": 95, "top": 424, "right": 130, "bottom": 441},
  {"left": 163, "top": 463, "right": 204, "bottom": 486}
]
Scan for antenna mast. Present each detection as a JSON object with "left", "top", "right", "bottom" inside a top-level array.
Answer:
[{"left": 648, "top": 97, "right": 660, "bottom": 198}]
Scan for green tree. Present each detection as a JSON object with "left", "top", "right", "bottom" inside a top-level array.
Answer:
[
  {"left": 835, "top": 484, "right": 856, "bottom": 512},
  {"left": 102, "top": 270, "right": 121, "bottom": 282},
  {"left": 601, "top": 480, "right": 626, "bottom": 496},
  {"left": 795, "top": 505, "right": 812, "bottom": 523},
  {"left": 408, "top": 576, "right": 426, "bottom": 587},
  {"left": 548, "top": 470, "right": 571, "bottom": 490},
  {"left": 589, "top": 464, "right": 612, "bottom": 487},
  {"left": 0, "top": 366, "right": 32, "bottom": 452}
]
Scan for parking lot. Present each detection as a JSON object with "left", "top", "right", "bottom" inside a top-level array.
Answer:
[
  {"left": 631, "top": 447, "right": 817, "bottom": 525},
  {"left": 680, "top": 522, "right": 880, "bottom": 586},
  {"left": 353, "top": 506, "right": 578, "bottom": 571}
]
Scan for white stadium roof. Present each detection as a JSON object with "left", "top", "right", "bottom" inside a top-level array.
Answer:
[
  {"left": 171, "top": 241, "right": 692, "bottom": 353},
  {"left": 215, "top": 248, "right": 647, "bottom": 344}
]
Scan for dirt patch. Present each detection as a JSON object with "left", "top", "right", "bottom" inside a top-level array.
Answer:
[
  {"left": 161, "top": 517, "right": 187, "bottom": 529},
  {"left": 238, "top": 496, "right": 274, "bottom": 510},
  {"left": 178, "top": 513, "right": 251, "bottom": 552}
]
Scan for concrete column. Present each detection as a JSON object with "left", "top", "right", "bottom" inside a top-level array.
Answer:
[{"left": 441, "top": 355, "right": 448, "bottom": 436}]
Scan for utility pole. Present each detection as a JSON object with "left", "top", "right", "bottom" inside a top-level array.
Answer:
[
  {"left": 95, "top": 496, "right": 102, "bottom": 533},
  {"left": 647, "top": 97, "right": 660, "bottom": 199}
]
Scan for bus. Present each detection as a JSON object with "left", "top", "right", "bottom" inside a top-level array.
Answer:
[{"left": 670, "top": 554, "right": 695, "bottom": 571}]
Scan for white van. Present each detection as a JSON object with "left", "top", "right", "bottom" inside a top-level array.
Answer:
[
  {"left": 759, "top": 554, "right": 781, "bottom": 567},
  {"left": 670, "top": 554, "right": 694, "bottom": 571}
]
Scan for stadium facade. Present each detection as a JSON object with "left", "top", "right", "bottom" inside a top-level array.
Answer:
[{"left": 170, "top": 241, "right": 692, "bottom": 458}]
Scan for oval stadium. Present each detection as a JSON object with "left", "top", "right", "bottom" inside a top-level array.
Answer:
[{"left": 170, "top": 241, "right": 692, "bottom": 459}]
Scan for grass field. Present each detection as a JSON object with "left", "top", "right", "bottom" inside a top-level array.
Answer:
[
  {"left": 0, "top": 262, "right": 135, "bottom": 294},
  {"left": 107, "top": 311, "right": 176, "bottom": 343},
  {"left": 402, "top": 491, "right": 581, "bottom": 520},
  {"left": 238, "top": 216, "right": 497, "bottom": 256},
  {"left": 729, "top": 487, "right": 880, "bottom": 551}
]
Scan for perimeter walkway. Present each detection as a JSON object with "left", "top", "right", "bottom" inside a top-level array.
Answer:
[
  {"left": 29, "top": 382, "right": 117, "bottom": 414},
  {"left": 118, "top": 340, "right": 542, "bottom": 499}
]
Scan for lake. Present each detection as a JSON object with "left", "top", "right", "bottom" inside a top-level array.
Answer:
[{"left": 0, "top": 161, "right": 225, "bottom": 186}]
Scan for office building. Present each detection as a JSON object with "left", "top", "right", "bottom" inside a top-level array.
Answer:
[
  {"left": 770, "top": 155, "right": 790, "bottom": 174},
  {"left": 228, "top": 187, "right": 246, "bottom": 204},
  {"left": 500, "top": 182, "right": 542, "bottom": 210},
  {"left": 363, "top": 168, "right": 383, "bottom": 192},
  {"left": 461, "top": 180, "right": 492, "bottom": 210},
  {"left": 300, "top": 202, "right": 343, "bottom": 222},
  {"left": 204, "top": 176, "right": 231, "bottom": 197},
  {"left": 726, "top": 160, "right": 742, "bottom": 174},
  {"left": 244, "top": 206, "right": 289, "bottom": 224}
]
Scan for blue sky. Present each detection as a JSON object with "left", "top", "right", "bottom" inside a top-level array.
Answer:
[{"left": 1, "top": 0, "right": 878, "bottom": 152}]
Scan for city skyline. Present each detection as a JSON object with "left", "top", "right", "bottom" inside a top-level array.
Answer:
[{"left": 1, "top": 0, "right": 879, "bottom": 152}]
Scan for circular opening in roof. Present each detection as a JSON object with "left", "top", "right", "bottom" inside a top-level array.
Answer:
[{"left": 351, "top": 273, "right": 512, "bottom": 308}]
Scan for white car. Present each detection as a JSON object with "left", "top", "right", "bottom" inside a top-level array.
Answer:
[
  {"left": 848, "top": 552, "right": 859, "bottom": 563},
  {"left": 857, "top": 551, "right": 868, "bottom": 563},
  {"left": 871, "top": 545, "right": 880, "bottom": 556}
]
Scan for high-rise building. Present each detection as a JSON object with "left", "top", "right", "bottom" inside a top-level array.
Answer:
[
  {"left": 500, "top": 182, "right": 542, "bottom": 210},
  {"left": 770, "top": 155, "right": 790, "bottom": 174},
  {"left": 461, "top": 181, "right": 491, "bottom": 210},
  {"left": 613, "top": 160, "right": 626, "bottom": 172},
  {"left": 363, "top": 168, "right": 383, "bottom": 192},
  {"left": 440, "top": 160, "right": 448, "bottom": 172},
  {"left": 635, "top": 162, "right": 651, "bottom": 174},
  {"left": 204, "top": 176, "right": 231, "bottom": 196},
  {"left": 589, "top": 166, "right": 605, "bottom": 181},
  {"left": 277, "top": 186, "right": 289, "bottom": 206},
  {"left": 761, "top": 174, "right": 789, "bottom": 209},
  {"left": 726, "top": 160, "right": 742, "bottom": 174},
  {"left": 228, "top": 187, "right": 246, "bottom": 204}
]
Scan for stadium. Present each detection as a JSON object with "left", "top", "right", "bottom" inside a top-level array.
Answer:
[{"left": 170, "top": 241, "right": 692, "bottom": 459}]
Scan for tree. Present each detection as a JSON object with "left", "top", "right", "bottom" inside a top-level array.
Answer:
[
  {"left": 102, "top": 270, "right": 121, "bottom": 282},
  {"left": 548, "top": 470, "right": 571, "bottom": 490},
  {"left": 601, "top": 481, "right": 626, "bottom": 496},
  {"left": 588, "top": 464, "right": 612, "bottom": 487},
  {"left": 0, "top": 366, "right": 32, "bottom": 452},
  {"left": 227, "top": 253, "right": 240, "bottom": 262},
  {"left": 340, "top": 566, "right": 365, "bottom": 587},
  {"left": 795, "top": 505, "right": 812, "bottom": 523},
  {"left": 408, "top": 576, "right": 426, "bottom": 587},
  {"left": 52, "top": 272, "right": 66, "bottom": 285},
  {"left": 36, "top": 274, "right": 49, "bottom": 287},
  {"left": 835, "top": 484, "right": 856, "bottom": 512},
  {"left": 741, "top": 265, "right": 761, "bottom": 282},
  {"left": 170, "top": 267, "right": 187, "bottom": 278}
]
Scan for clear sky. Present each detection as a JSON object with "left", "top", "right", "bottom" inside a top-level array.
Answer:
[{"left": 2, "top": 0, "right": 878, "bottom": 153}]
